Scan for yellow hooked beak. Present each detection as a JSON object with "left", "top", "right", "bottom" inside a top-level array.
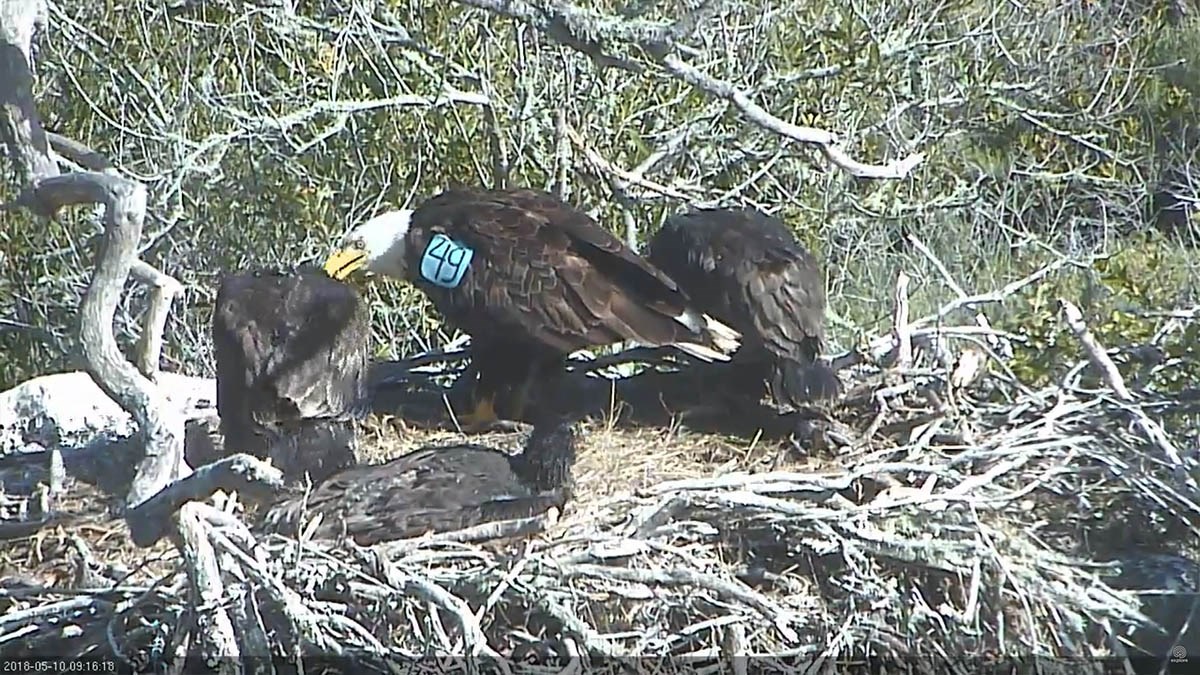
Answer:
[{"left": 323, "top": 247, "right": 367, "bottom": 281}]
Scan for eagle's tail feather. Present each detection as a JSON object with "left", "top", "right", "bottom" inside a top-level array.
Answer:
[
  {"left": 667, "top": 309, "right": 741, "bottom": 361},
  {"left": 702, "top": 314, "right": 742, "bottom": 354}
]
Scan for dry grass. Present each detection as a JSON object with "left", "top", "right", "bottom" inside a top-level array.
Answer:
[
  {"left": 0, "top": 415, "right": 791, "bottom": 588},
  {"left": 360, "top": 415, "right": 797, "bottom": 505},
  {"left": 3, "top": 308, "right": 1200, "bottom": 671}
]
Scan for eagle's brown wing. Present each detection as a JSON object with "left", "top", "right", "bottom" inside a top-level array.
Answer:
[
  {"left": 212, "top": 271, "right": 276, "bottom": 450},
  {"left": 406, "top": 188, "right": 736, "bottom": 357},
  {"left": 260, "top": 446, "right": 563, "bottom": 546},
  {"left": 647, "top": 208, "right": 839, "bottom": 403},
  {"left": 257, "top": 270, "right": 371, "bottom": 421},
  {"left": 214, "top": 268, "right": 369, "bottom": 423}
]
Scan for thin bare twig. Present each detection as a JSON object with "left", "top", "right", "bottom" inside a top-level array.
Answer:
[{"left": 451, "top": 0, "right": 925, "bottom": 180}]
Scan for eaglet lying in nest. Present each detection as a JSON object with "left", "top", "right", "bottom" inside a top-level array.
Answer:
[{"left": 257, "top": 413, "right": 579, "bottom": 546}]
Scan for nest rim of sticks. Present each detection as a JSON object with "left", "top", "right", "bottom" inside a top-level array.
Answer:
[{"left": 3, "top": 282, "right": 1200, "bottom": 672}]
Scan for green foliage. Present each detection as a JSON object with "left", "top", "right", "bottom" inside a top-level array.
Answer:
[
  {"left": 1092, "top": 235, "right": 1200, "bottom": 392},
  {"left": 1148, "top": 16, "right": 1200, "bottom": 102},
  {"left": 3, "top": 0, "right": 1200, "bottom": 392},
  {"left": 996, "top": 235, "right": 1200, "bottom": 389},
  {"left": 1095, "top": 234, "right": 1193, "bottom": 309}
]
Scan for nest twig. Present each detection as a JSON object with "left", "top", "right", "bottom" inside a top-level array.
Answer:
[{"left": 3, "top": 265, "right": 1199, "bottom": 670}]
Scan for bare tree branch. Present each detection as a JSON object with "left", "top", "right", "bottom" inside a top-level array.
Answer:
[
  {"left": 890, "top": 270, "right": 913, "bottom": 370},
  {"left": 1058, "top": 298, "right": 1187, "bottom": 472},
  {"left": 130, "top": 259, "right": 184, "bottom": 381},
  {"left": 1057, "top": 299, "right": 1134, "bottom": 401},
  {"left": 0, "top": 0, "right": 188, "bottom": 530},
  {"left": 47, "top": 131, "right": 115, "bottom": 173},
  {"left": 566, "top": 125, "right": 693, "bottom": 201},
  {"left": 452, "top": 0, "right": 925, "bottom": 179},
  {"left": 0, "top": 0, "right": 54, "bottom": 183},
  {"left": 174, "top": 502, "right": 241, "bottom": 661},
  {"left": 453, "top": 0, "right": 665, "bottom": 71},
  {"left": 658, "top": 55, "right": 926, "bottom": 179},
  {"left": 129, "top": 453, "right": 285, "bottom": 547}
]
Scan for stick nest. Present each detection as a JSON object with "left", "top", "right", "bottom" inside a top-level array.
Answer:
[{"left": 3, "top": 317, "right": 1200, "bottom": 672}]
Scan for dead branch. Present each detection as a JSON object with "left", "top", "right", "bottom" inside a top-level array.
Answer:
[
  {"left": 175, "top": 502, "right": 241, "bottom": 663},
  {"left": 1058, "top": 298, "right": 1187, "bottom": 470},
  {"left": 0, "top": 0, "right": 54, "bottom": 183},
  {"left": 833, "top": 258, "right": 1073, "bottom": 371},
  {"left": 127, "top": 454, "right": 285, "bottom": 547},
  {"left": 559, "top": 563, "right": 799, "bottom": 642},
  {"left": 129, "top": 260, "right": 184, "bottom": 382},
  {"left": 46, "top": 131, "right": 115, "bottom": 172},
  {"left": 891, "top": 270, "right": 913, "bottom": 370},
  {"left": 1057, "top": 299, "right": 1133, "bottom": 401},
  {"left": 0, "top": 371, "right": 215, "bottom": 462},
  {"left": 376, "top": 509, "right": 559, "bottom": 557},
  {"left": 205, "top": 519, "right": 351, "bottom": 659},
  {"left": 0, "top": 0, "right": 188, "bottom": 519},
  {"left": 565, "top": 124, "right": 693, "bottom": 201},
  {"left": 450, "top": 0, "right": 925, "bottom": 180},
  {"left": 366, "top": 549, "right": 512, "bottom": 665}
]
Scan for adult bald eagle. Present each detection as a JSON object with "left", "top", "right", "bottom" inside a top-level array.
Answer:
[
  {"left": 259, "top": 413, "right": 579, "bottom": 545},
  {"left": 322, "top": 187, "right": 741, "bottom": 428},
  {"left": 212, "top": 266, "right": 371, "bottom": 484},
  {"left": 645, "top": 207, "right": 841, "bottom": 408}
]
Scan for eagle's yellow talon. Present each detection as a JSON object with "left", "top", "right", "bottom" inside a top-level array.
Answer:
[{"left": 457, "top": 395, "right": 500, "bottom": 431}]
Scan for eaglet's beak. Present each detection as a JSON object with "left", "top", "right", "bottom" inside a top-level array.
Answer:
[{"left": 323, "top": 247, "right": 367, "bottom": 281}]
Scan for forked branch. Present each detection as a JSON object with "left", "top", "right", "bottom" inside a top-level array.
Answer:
[
  {"left": 128, "top": 454, "right": 285, "bottom": 547},
  {"left": 0, "top": 0, "right": 186, "bottom": 529}
]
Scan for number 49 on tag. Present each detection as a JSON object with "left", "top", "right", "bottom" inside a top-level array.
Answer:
[{"left": 420, "top": 233, "right": 475, "bottom": 289}]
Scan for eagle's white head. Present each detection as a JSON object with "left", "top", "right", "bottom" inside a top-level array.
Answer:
[{"left": 323, "top": 209, "right": 415, "bottom": 281}]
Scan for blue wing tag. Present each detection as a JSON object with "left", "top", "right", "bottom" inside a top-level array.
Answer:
[{"left": 419, "top": 233, "right": 475, "bottom": 289}]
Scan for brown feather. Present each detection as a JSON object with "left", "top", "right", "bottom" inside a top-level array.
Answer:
[
  {"left": 212, "top": 266, "right": 370, "bottom": 482},
  {"left": 646, "top": 207, "right": 841, "bottom": 406},
  {"left": 258, "top": 417, "right": 578, "bottom": 545}
]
